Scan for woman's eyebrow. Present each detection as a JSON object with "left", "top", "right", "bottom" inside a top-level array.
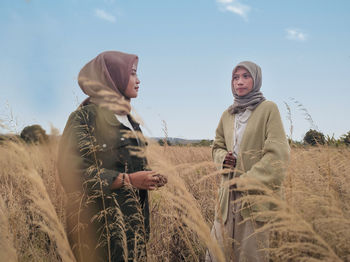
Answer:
[
  {"left": 233, "top": 73, "right": 244, "bottom": 77},
  {"left": 233, "top": 72, "right": 251, "bottom": 76}
]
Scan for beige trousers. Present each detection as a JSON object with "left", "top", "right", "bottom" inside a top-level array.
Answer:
[{"left": 205, "top": 191, "right": 268, "bottom": 262}]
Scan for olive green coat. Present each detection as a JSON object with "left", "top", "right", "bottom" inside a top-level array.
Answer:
[
  {"left": 212, "top": 101, "right": 290, "bottom": 223},
  {"left": 58, "top": 103, "right": 150, "bottom": 262}
]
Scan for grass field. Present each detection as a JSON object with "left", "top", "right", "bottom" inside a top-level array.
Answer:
[{"left": 0, "top": 139, "right": 349, "bottom": 261}]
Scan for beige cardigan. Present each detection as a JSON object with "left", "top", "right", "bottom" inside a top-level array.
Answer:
[{"left": 213, "top": 100, "right": 290, "bottom": 223}]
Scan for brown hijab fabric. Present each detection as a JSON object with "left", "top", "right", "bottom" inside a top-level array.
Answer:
[
  {"left": 228, "top": 61, "right": 266, "bottom": 114},
  {"left": 78, "top": 51, "right": 138, "bottom": 115}
]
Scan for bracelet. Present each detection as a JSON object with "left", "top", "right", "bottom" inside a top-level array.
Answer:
[{"left": 122, "top": 173, "right": 125, "bottom": 186}]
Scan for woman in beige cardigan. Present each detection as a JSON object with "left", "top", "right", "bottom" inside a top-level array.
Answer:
[{"left": 205, "top": 61, "right": 290, "bottom": 262}]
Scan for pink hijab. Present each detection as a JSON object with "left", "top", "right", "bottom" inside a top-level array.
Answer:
[{"left": 78, "top": 51, "right": 138, "bottom": 115}]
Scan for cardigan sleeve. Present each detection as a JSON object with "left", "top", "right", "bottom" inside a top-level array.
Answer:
[
  {"left": 58, "top": 109, "right": 120, "bottom": 195},
  {"left": 239, "top": 103, "right": 290, "bottom": 189},
  {"left": 212, "top": 111, "right": 229, "bottom": 170}
]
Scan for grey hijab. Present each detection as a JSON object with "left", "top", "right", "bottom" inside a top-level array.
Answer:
[{"left": 228, "top": 61, "right": 266, "bottom": 114}]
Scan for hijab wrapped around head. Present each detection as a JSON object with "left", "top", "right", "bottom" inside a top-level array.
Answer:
[
  {"left": 228, "top": 61, "right": 266, "bottom": 114},
  {"left": 78, "top": 51, "right": 138, "bottom": 115}
]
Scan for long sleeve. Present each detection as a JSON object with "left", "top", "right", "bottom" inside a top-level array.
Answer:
[
  {"left": 58, "top": 109, "right": 120, "bottom": 195},
  {"left": 212, "top": 112, "right": 229, "bottom": 170}
]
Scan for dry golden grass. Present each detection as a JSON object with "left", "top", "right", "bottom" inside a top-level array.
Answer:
[
  {"left": 0, "top": 138, "right": 350, "bottom": 261},
  {"left": 0, "top": 139, "right": 74, "bottom": 262}
]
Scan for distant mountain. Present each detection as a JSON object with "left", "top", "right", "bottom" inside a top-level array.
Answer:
[{"left": 151, "top": 137, "right": 212, "bottom": 145}]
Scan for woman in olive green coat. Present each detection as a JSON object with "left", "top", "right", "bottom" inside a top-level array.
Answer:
[
  {"left": 206, "top": 61, "right": 290, "bottom": 262},
  {"left": 58, "top": 51, "right": 167, "bottom": 262}
]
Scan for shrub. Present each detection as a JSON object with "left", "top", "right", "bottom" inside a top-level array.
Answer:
[
  {"left": 303, "top": 129, "right": 325, "bottom": 146},
  {"left": 340, "top": 131, "right": 350, "bottom": 146},
  {"left": 158, "top": 139, "right": 172, "bottom": 146},
  {"left": 20, "top": 125, "right": 48, "bottom": 144}
]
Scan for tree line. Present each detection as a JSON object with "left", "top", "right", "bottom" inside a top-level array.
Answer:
[
  {"left": 292, "top": 129, "right": 350, "bottom": 147},
  {"left": 1, "top": 124, "right": 350, "bottom": 147}
]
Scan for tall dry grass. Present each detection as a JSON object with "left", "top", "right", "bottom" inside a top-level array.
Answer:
[
  {"left": 0, "top": 138, "right": 75, "bottom": 261},
  {"left": 0, "top": 137, "right": 350, "bottom": 261}
]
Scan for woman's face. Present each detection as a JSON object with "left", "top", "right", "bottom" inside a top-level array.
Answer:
[
  {"left": 124, "top": 63, "right": 140, "bottom": 99},
  {"left": 232, "top": 67, "right": 254, "bottom": 97}
]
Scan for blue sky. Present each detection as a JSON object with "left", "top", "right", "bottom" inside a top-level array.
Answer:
[{"left": 1, "top": 0, "right": 349, "bottom": 140}]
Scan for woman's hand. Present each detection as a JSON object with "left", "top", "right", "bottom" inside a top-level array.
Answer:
[
  {"left": 129, "top": 171, "right": 167, "bottom": 190},
  {"left": 153, "top": 173, "right": 168, "bottom": 187},
  {"left": 223, "top": 151, "right": 236, "bottom": 169}
]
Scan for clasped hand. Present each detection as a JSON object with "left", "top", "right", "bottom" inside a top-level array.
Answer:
[
  {"left": 223, "top": 151, "right": 236, "bottom": 169},
  {"left": 129, "top": 171, "right": 168, "bottom": 190}
]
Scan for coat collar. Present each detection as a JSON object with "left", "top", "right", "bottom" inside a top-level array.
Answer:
[{"left": 98, "top": 106, "right": 147, "bottom": 145}]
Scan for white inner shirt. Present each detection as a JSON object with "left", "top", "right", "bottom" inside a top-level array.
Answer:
[
  {"left": 115, "top": 114, "right": 140, "bottom": 145},
  {"left": 232, "top": 109, "right": 252, "bottom": 158}
]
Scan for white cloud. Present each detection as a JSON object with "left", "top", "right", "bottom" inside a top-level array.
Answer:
[
  {"left": 217, "top": 0, "right": 233, "bottom": 3},
  {"left": 94, "top": 9, "right": 116, "bottom": 23},
  {"left": 286, "top": 28, "right": 307, "bottom": 42},
  {"left": 216, "top": 0, "right": 251, "bottom": 20}
]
